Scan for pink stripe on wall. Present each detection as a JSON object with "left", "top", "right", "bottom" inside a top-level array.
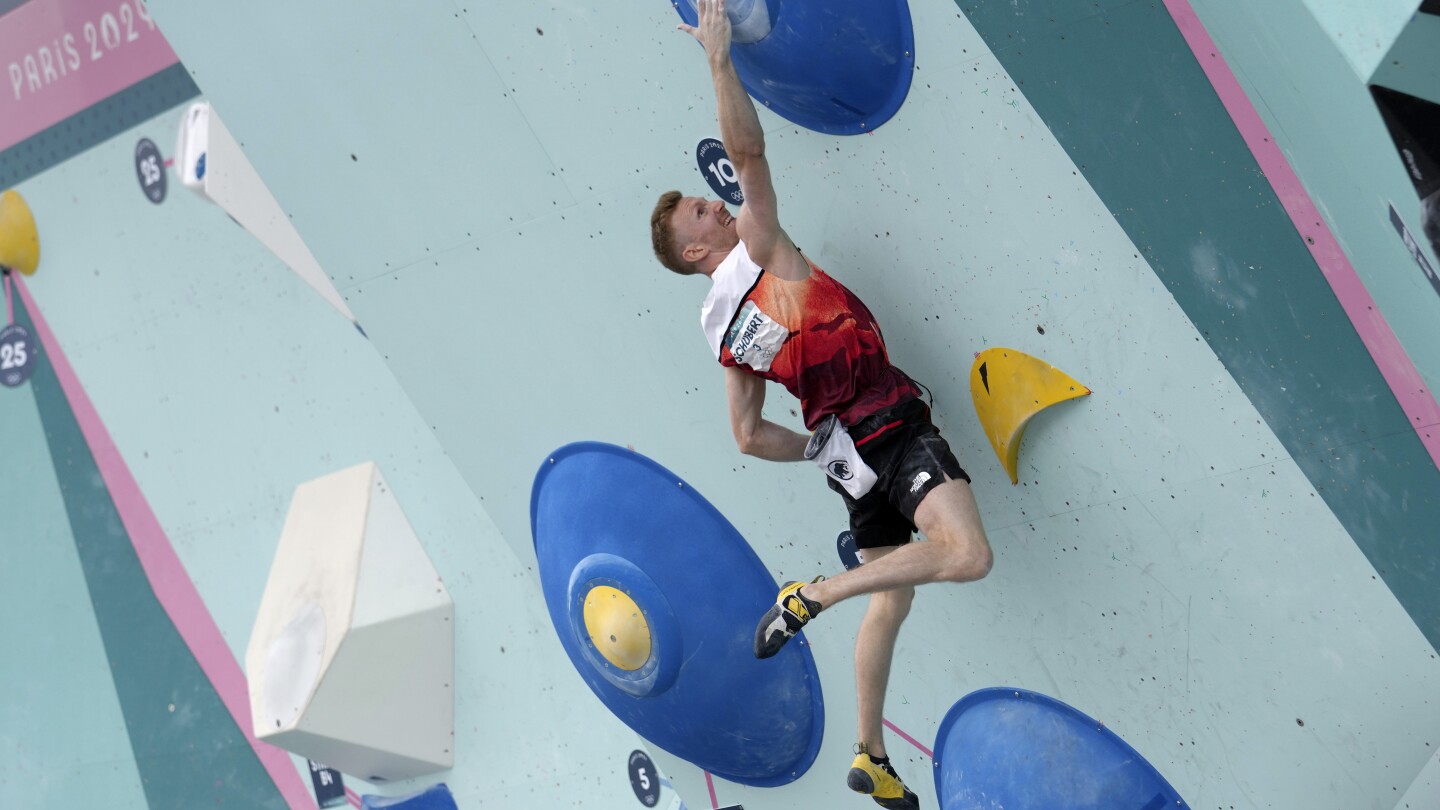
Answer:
[
  {"left": 1161, "top": 0, "right": 1440, "bottom": 470},
  {"left": 704, "top": 769, "right": 718, "bottom": 809},
  {"left": 11, "top": 275, "right": 317, "bottom": 810},
  {"left": 0, "top": 0, "right": 179, "bottom": 152},
  {"left": 882, "top": 717, "right": 935, "bottom": 759}
]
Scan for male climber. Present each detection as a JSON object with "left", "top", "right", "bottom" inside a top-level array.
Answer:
[{"left": 649, "top": 1, "right": 994, "bottom": 808}]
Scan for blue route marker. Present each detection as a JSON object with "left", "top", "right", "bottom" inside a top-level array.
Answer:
[
  {"left": 0, "top": 323, "right": 37, "bottom": 387},
  {"left": 697, "top": 138, "right": 743, "bottom": 205},
  {"left": 134, "top": 138, "right": 167, "bottom": 204},
  {"left": 837, "top": 530, "right": 861, "bottom": 571}
]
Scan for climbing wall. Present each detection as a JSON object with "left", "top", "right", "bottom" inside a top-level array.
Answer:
[
  {"left": 3, "top": 0, "right": 1438, "bottom": 809},
  {"left": 0, "top": 100, "right": 662, "bottom": 808}
]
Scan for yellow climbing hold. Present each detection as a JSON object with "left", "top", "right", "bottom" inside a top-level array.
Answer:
[
  {"left": 583, "top": 585, "right": 652, "bottom": 671},
  {"left": 970, "top": 347, "right": 1091, "bottom": 485},
  {"left": 0, "top": 190, "right": 39, "bottom": 276}
]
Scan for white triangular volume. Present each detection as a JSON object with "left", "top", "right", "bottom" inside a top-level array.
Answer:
[
  {"left": 246, "top": 462, "right": 454, "bottom": 781},
  {"left": 175, "top": 103, "right": 210, "bottom": 195},
  {"left": 174, "top": 101, "right": 358, "bottom": 324}
]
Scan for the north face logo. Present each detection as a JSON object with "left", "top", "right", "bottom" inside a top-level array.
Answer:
[
  {"left": 909, "top": 471, "right": 931, "bottom": 493},
  {"left": 828, "top": 460, "right": 854, "bottom": 480}
]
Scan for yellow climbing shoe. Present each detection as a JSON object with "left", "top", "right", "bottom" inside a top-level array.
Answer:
[
  {"left": 752, "top": 577, "right": 823, "bottom": 659},
  {"left": 847, "top": 746, "right": 919, "bottom": 810}
]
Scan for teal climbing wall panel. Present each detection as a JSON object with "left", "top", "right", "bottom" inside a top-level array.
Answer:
[
  {"left": 10, "top": 285, "right": 290, "bottom": 809},
  {"left": 1, "top": 1, "right": 1437, "bottom": 809},
  {"left": 956, "top": 0, "right": 1440, "bottom": 650}
]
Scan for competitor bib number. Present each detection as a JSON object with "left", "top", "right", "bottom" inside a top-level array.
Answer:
[{"left": 724, "top": 301, "right": 786, "bottom": 372}]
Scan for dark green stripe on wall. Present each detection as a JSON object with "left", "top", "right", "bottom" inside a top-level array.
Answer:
[
  {"left": 954, "top": 0, "right": 1440, "bottom": 647},
  {"left": 0, "top": 62, "right": 199, "bottom": 189},
  {"left": 13, "top": 291, "right": 288, "bottom": 809}
]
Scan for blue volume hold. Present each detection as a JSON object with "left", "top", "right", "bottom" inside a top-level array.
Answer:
[
  {"left": 933, "top": 688, "right": 1190, "bottom": 810},
  {"left": 360, "top": 784, "right": 458, "bottom": 809},
  {"left": 531, "top": 442, "right": 824, "bottom": 786},
  {"left": 672, "top": 0, "right": 916, "bottom": 135}
]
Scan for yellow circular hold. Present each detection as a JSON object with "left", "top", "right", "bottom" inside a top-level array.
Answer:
[
  {"left": 583, "top": 585, "right": 652, "bottom": 671},
  {"left": 0, "top": 190, "right": 40, "bottom": 276}
]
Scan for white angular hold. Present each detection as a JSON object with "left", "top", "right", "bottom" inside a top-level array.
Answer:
[
  {"left": 175, "top": 102, "right": 211, "bottom": 195},
  {"left": 174, "top": 101, "right": 359, "bottom": 326},
  {"left": 246, "top": 462, "right": 454, "bottom": 782}
]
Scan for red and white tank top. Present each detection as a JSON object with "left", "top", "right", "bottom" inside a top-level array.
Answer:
[{"left": 701, "top": 241, "right": 917, "bottom": 430}]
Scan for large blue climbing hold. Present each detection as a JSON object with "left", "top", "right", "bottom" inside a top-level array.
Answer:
[
  {"left": 531, "top": 442, "right": 824, "bottom": 787},
  {"left": 360, "top": 783, "right": 458, "bottom": 810},
  {"left": 672, "top": 0, "right": 916, "bottom": 135},
  {"left": 933, "top": 689, "right": 1189, "bottom": 810}
]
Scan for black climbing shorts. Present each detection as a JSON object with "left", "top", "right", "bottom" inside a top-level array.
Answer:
[{"left": 826, "top": 397, "right": 970, "bottom": 550}]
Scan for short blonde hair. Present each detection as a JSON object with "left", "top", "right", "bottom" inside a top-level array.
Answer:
[{"left": 651, "top": 190, "right": 698, "bottom": 275}]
